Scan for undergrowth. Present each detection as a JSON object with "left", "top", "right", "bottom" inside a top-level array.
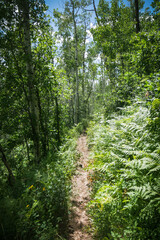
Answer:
[
  {"left": 0, "top": 126, "right": 80, "bottom": 240},
  {"left": 87, "top": 100, "right": 160, "bottom": 240}
]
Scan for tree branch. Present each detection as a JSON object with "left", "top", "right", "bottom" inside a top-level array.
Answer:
[{"left": 93, "top": 0, "right": 100, "bottom": 25}]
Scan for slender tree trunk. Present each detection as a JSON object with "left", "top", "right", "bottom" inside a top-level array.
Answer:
[
  {"left": 54, "top": 78, "right": 61, "bottom": 147},
  {"left": 51, "top": 58, "right": 61, "bottom": 146},
  {"left": 55, "top": 94, "right": 61, "bottom": 147},
  {"left": 25, "top": 137, "right": 30, "bottom": 162},
  {"left": 18, "top": 0, "right": 40, "bottom": 163},
  {"left": 71, "top": 0, "right": 79, "bottom": 124},
  {"left": 135, "top": 0, "right": 140, "bottom": 33},
  {"left": 36, "top": 89, "right": 47, "bottom": 156},
  {"left": 82, "top": 23, "right": 87, "bottom": 119},
  {"left": 0, "top": 144, "right": 15, "bottom": 186},
  {"left": 100, "top": 55, "right": 105, "bottom": 96},
  {"left": 82, "top": 22, "right": 87, "bottom": 99},
  {"left": 67, "top": 74, "right": 73, "bottom": 127},
  {"left": 82, "top": 41, "right": 85, "bottom": 101}
]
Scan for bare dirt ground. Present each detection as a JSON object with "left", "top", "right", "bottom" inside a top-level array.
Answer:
[{"left": 68, "top": 135, "right": 93, "bottom": 240}]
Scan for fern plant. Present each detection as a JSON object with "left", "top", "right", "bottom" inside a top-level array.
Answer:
[{"left": 87, "top": 101, "right": 160, "bottom": 239}]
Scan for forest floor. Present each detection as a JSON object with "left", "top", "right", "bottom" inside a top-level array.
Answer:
[{"left": 68, "top": 135, "right": 93, "bottom": 240}]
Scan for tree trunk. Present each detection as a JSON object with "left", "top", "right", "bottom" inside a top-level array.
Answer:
[
  {"left": 25, "top": 137, "right": 30, "bottom": 162},
  {"left": 82, "top": 23, "right": 87, "bottom": 119},
  {"left": 0, "top": 144, "right": 15, "bottom": 186},
  {"left": 71, "top": 0, "right": 79, "bottom": 124},
  {"left": 135, "top": 0, "right": 140, "bottom": 33},
  {"left": 36, "top": 89, "right": 47, "bottom": 156},
  {"left": 18, "top": 0, "right": 40, "bottom": 163},
  {"left": 54, "top": 79, "right": 61, "bottom": 147}
]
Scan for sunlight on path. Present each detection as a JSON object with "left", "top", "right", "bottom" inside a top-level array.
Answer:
[{"left": 68, "top": 135, "right": 93, "bottom": 240}]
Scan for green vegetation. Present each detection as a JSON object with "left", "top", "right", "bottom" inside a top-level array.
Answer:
[
  {"left": 0, "top": 0, "right": 160, "bottom": 239},
  {"left": 0, "top": 129, "right": 78, "bottom": 239},
  {"left": 87, "top": 101, "right": 160, "bottom": 239}
]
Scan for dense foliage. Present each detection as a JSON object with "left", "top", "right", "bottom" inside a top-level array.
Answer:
[
  {"left": 87, "top": 102, "right": 160, "bottom": 239},
  {"left": 0, "top": 126, "right": 79, "bottom": 239},
  {"left": 0, "top": 124, "right": 77, "bottom": 240},
  {"left": 91, "top": 0, "right": 160, "bottom": 113}
]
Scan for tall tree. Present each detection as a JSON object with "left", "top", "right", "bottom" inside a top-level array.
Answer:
[
  {"left": 70, "top": 0, "right": 79, "bottom": 124},
  {"left": 17, "top": 0, "right": 40, "bottom": 162}
]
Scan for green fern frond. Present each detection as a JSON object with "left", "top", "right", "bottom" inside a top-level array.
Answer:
[
  {"left": 148, "top": 165, "right": 160, "bottom": 174},
  {"left": 129, "top": 183, "right": 158, "bottom": 201},
  {"left": 127, "top": 157, "right": 155, "bottom": 170},
  {"left": 150, "top": 197, "right": 160, "bottom": 206}
]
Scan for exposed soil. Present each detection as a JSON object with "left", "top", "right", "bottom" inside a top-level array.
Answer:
[{"left": 68, "top": 135, "right": 93, "bottom": 240}]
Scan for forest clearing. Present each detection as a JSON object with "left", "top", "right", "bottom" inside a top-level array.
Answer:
[{"left": 0, "top": 0, "right": 160, "bottom": 239}]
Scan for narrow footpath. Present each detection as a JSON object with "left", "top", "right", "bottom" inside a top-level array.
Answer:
[{"left": 68, "top": 135, "right": 93, "bottom": 240}]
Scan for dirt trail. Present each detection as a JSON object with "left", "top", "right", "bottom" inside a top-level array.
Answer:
[{"left": 68, "top": 135, "right": 93, "bottom": 240}]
